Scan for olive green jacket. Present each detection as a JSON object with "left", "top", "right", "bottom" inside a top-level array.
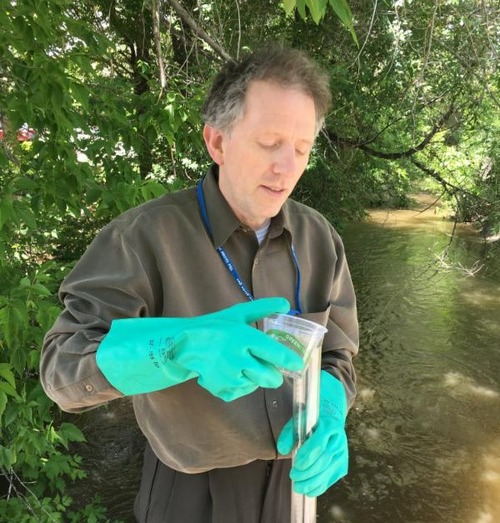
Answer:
[{"left": 41, "top": 167, "right": 358, "bottom": 473}]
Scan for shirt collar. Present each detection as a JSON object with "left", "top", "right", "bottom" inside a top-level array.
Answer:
[
  {"left": 270, "top": 200, "right": 293, "bottom": 240},
  {"left": 202, "top": 165, "right": 242, "bottom": 247},
  {"left": 201, "top": 164, "right": 293, "bottom": 246}
]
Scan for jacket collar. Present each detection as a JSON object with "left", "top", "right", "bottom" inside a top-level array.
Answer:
[{"left": 201, "top": 164, "right": 293, "bottom": 247}]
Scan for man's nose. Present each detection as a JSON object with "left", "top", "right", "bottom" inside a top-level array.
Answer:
[{"left": 272, "top": 144, "right": 297, "bottom": 175}]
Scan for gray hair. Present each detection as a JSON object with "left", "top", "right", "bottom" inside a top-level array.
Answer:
[{"left": 202, "top": 46, "right": 331, "bottom": 135}]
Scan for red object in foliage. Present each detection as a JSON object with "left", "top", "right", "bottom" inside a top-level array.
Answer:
[
  {"left": 0, "top": 126, "right": 37, "bottom": 141},
  {"left": 17, "top": 127, "right": 37, "bottom": 141}
]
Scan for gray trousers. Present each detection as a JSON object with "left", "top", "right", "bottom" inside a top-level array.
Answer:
[{"left": 134, "top": 443, "right": 292, "bottom": 522}]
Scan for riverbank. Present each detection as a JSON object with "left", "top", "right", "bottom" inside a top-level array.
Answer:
[
  {"left": 367, "top": 191, "right": 488, "bottom": 239},
  {"left": 367, "top": 192, "right": 456, "bottom": 228}
]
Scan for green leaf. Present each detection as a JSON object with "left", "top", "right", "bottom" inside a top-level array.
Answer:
[
  {"left": 0, "top": 444, "right": 17, "bottom": 468},
  {"left": 16, "top": 204, "right": 38, "bottom": 230},
  {"left": 31, "top": 282, "right": 52, "bottom": 297},
  {"left": 0, "top": 381, "right": 18, "bottom": 398},
  {"left": 0, "top": 392, "right": 7, "bottom": 425},
  {"left": 0, "top": 300, "right": 28, "bottom": 349},
  {"left": 59, "top": 422, "right": 86, "bottom": 444},
  {"left": 145, "top": 124, "right": 157, "bottom": 144},
  {"left": 12, "top": 176, "right": 39, "bottom": 192},
  {"left": 2, "top": 404, "right": 18, "bottom": 428},
  {"left": 71, "top": 53, "right": 93, "bottom": 74},
  {"left": 0, "top": 196, "right": 14, "bottom": 231},
  {"left": 0, "top": 363, "right": 16, "bottom": 389},
  {"left": 305, "top": 0, "right": 327, "bottom": 24},
  {"left": 296, "top": 0, "right": 307, "bottom": 19},
  {"left": 44, "top": 453, "right": 73, "bottom": 479},
  {"left": 27, "top": 349, "right": 41, "bottom": 371},
  {"left": 141, "top": 181, "right": 166, "bottom": 201},
  {"left": 328, "top": 0, "right": 358, "bottom": 45},
  {"left": 283, "top": 0, "right": 296, "bottom": 16},
  {"left": 70, "top": 81, "right": 90, "bottom": 110},
  {"left": 36, "top": 305, "right": 62, "bottom": 333},
  {"left": 10, "top": 349, "right": 27, "bottom": 375}
]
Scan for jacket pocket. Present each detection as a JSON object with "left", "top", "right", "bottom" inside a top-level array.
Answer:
[{"left": 297, "top": 304, "right": 331, "bottom": 329}]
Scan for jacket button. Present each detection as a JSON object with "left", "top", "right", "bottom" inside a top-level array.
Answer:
[{"left": 85, "top": 384, "right": 93, "bottom": 392}]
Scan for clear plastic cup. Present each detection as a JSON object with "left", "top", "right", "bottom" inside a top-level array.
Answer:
[{"left": 262, "top": 314, "right": 327, "bottom": 377}]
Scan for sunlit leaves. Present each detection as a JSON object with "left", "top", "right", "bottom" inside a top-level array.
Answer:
[
  {"left": 284, "top": 0, "right": 326, "bottom": 23},
  {"left": 282, "top": 0, "right": 358, "bottom": 45},
  {"left": 56, "top": 423, "right": 87, "bottom": 449},
  {"left": 329, "top": 0, "right": 358, "bottom": 45}
]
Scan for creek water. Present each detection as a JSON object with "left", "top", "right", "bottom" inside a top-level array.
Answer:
[
  {"left": 319, "top": 195, "right": 500, "bottom": 523},
  {"left": 69, "top": 195, "right": 500, "bottom": 523}
]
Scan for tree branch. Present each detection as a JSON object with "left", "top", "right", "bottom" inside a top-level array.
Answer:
[
  {"left": 326, "top": 102, "right": 456, "bottom": 160},
  {"left": 152, "top": 0, "right": 167, "bottom": 95},
  {"left": 167, "top": 0, "right": 234, "bottom": 62},
  {"left": 409, "top": 157, "right": 460, "bottom": 194}
]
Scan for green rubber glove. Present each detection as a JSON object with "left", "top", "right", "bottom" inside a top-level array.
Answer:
[
  {"left": 277, "top": 371, "right": 348, "bottom": 497},
  {"left": 96, "top": 297, "right": 304, "bottom": 401}
]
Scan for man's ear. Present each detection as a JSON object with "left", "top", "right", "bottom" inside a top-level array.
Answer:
[{"left": 203, "top": 124, "right": 225, "bottom": 165}]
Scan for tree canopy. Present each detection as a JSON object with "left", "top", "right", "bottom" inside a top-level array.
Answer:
[{"left": 1, "top": 0, "right": 498, "bottom": 519}]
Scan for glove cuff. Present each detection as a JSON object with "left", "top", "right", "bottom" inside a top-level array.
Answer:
[
  {"left": 96, "top": 317, "right": 195, "bottom": 395},
  {"left": 320, "top": 371, "right": 348, "bottom": 421}
]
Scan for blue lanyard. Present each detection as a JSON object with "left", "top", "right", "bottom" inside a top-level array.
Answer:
[{"left": 196, "top": 178, "right": 302, "bottom": 315}]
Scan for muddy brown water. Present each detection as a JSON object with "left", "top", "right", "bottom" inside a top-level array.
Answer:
[{"left": 68, "top": 196, "right": 500, "bottom": 523}]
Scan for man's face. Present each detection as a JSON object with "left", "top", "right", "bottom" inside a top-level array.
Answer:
[{"left": 203, "top": 80, "right": 318, "bottom": 230}]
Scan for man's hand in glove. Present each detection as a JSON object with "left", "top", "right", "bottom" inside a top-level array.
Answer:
[
  {"left": 96, "top": 297, "right": 304, "bottom": 401},
  {"left": 277, "top": 371, "right": 349, "bottom": 497}
]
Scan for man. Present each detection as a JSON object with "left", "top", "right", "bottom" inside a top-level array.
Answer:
[{"left": 41, "top": 46, "right": 358, "bottom": 522}]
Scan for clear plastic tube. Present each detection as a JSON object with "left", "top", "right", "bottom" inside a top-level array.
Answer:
[
  {"left": 262, "top": 314, "right": 326, "bottom": 523},
  {"left": 290, "top": 340, "right": 322, "bottom": 523}
]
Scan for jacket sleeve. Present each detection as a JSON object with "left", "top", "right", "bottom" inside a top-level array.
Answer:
[
  {"left": 321, "top": 227, "right": 359, "bottom": 409},
  {"left": 40, "top": 223, "right": 159, "bottom": 413}
]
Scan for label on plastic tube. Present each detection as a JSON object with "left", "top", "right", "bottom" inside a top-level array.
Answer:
[{"left": 265, "top": 329, "right": 306, "bottom": 357}]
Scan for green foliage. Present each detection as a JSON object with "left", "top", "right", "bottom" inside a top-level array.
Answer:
[
  {"left": 0, "top": 266, "right": 92, "bottom": 519},
  {"left": 0, "top": 493, "right": 111, "bottom": 523},
  {"left": 283, "top": 0, "right": 358, "bottom": 44},
  {"left": 1, "top": 0, "right": 180, "bottom": 518}
]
